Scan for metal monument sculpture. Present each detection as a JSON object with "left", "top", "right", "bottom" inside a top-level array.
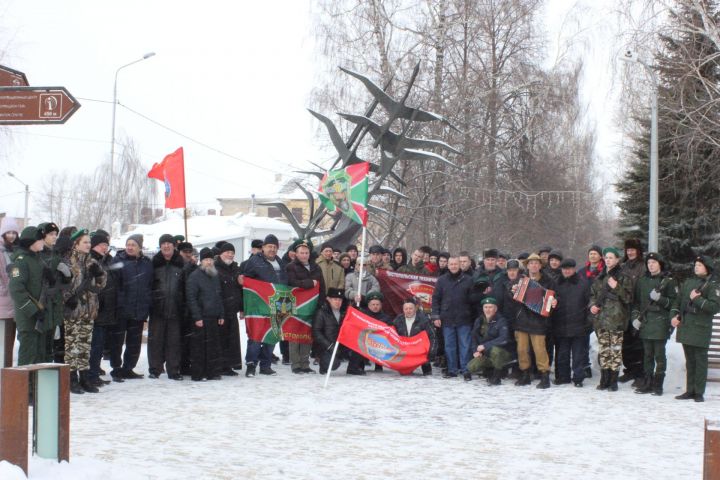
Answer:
[{"left": 260, "top": 64, "right": 460, "bottom": 248}]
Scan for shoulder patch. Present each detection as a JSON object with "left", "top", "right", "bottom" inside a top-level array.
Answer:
[
  {"left": 16, "top": 255, "right": 23, "bottom": 260},
  {"left": 11, "top": 267, "right": 20, "bottom": 278}
]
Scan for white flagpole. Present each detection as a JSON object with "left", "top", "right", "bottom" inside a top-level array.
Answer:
[
  {"left": 355, "top": 226, "right": 367, "bottom": 307},
  {"left": 323, "top": 340, "right": 341, "bottom": 389}
]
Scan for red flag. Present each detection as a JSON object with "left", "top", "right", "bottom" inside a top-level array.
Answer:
[
  {"left": 337, "top": 307, "right": 430, "bottom": 375},
  {"left": 148, "top": 147, "right": 186, "bottom": 209},
  {"left": 375, "top": 269, "right": 437, "bottom": 317}
]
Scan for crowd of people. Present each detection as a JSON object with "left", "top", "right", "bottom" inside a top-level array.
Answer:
[{"left": 0, "top": 215, "right": 717, "bottom": 402}]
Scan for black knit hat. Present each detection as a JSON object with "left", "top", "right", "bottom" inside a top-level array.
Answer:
[
  {"left": 127, "top": 234, "right": 144, "bottom": 249},
  {"left": 264, "top": 234, "right": 279, "bottom": 246},
  {"left": 251, "top": 239, "right": 263, "bottom": 249},
  {"left": 588, "top": 245, "right": 602, "bottom": 256},
  {"left": 177, "top": 241, "right": 194, "bottom": 252},
  {"left": 548, "top": 249, "right": 563, "bottom": 261},
  {"left": 219, "top": 242, "right": 235, "bottom": 254},
  {"left": 159, "top": 234, "right": 175, "bottom": 246},
  {"left": 199, "top": 247, "right": 214, "bottom": 261},
  {"left": 483, "top": 248, "right": 499, "bottom": 259},
  {"left": 91, "top": 233, "right": 110, "bottom": 248}
]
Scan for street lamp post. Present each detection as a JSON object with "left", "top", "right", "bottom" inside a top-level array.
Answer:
[
  {"left": 7, "top": 172, "right": 29, "bottom": 228},
  {"left": 621, "top": 50, "right": 659, "bottom": 252},
  {"left": 110, "top": 52, "right": 156, "bottom": 178}
]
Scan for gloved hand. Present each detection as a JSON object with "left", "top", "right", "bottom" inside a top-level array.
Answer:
[
  {"left": 649, "top": 289, "right": 661, "bottom": 302},
  {"left": 65, "top": 295, "right": 78, "bottom": 310},
  {"left": 34, "top": 310, "right": 45, "bottom": 333},
  {"left": 632, "top": 319, "right": 642, "bottom": 330},
  {"left": 89, "top": 262, "right": 104, "bottom": 278},
  {"left": 56, "top": 262, "right": 72, "bottom": 279}
]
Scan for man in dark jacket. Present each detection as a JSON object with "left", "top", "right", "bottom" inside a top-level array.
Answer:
[
  {"left": 392, "top": 298, "right": 436, "bottom": 375},
  {"left": 148, "top": 234, "right": 185, "bottom": 380},
  {"left": 110, "top": 234, "right": 153, "bottom": 380},
  {"left": 239, "top": 239, "right": 263, "bottom": 274},
  {"left": 431, "top": 256, "right": 474, "bottom": 380},
  {"left": 512, "top": 253, "right": 557, "bottom": 389},
  {"left": 186, "top": 248, "right": 224, "bottom": 381},
  {"left": 215, "top": 242, "right": 243, "bottom": 376},
  {"left": 240, "top": 234, "right": 286, "bottom": 376},
  {"left": 180, "top": 247, "right": 198, "bottom": 376},
  {"left": 313, "top": 287, "right": 365, "bottom": 374},
  {"left": 467, "top": 297, "right": 513, "bottom": 385},
  {"left": 552, "top": 259, "right": 590, "bottom": 387},
  {"left": 87, "top": 232, "right": 119, "bottom": 386},
  {"left": 285, "top": 239, "right": 323, "bottom": 373}
]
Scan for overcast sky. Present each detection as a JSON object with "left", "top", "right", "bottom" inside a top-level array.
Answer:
[{"left": 0, "top": 0, "right": 623, "bottom": 224}]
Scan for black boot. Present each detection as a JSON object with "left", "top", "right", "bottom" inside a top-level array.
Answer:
[
  {"left": 487, "top": 368, "right": 502, "bottom": 386},
  {"left": 79, "top": 370, "right": 99, "bottom": 393},
  {"left": 70, "top": 370, "right": 84, "bottom": 395},
  {"left": 675, "top": 391, "right": 695, "bottom": 400},
  {"left": 634, "top": 374, "right": 653, "bottom": 394},
  {"left": 536, "top": 372, "right": 550, "bottom": 389},
  {"left": 651, "top": 373, "right": 665, "bottom": 396},
  {"left": 608, "top": 370, "right": 619, "bottom": 391},
  {"left": 618, "top": 370, "right": 634, "bottom": 383},
  {"left": 596, "top": 369, "right": 610, "bottom": 390},
  {"left": 515, "top": 369, "right": 531, "bottom": 386}
]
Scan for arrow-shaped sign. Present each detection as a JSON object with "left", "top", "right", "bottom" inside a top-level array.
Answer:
[
  {"left": 0, "top": 65, "right": 29, "bottom": 87},
  {"left": 0, "top": 86, "right": 80, "bottom": 125}
]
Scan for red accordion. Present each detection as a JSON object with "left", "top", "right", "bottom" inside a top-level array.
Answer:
[{"left": 512, "top": 277, "right": 555, "bottom": 318}]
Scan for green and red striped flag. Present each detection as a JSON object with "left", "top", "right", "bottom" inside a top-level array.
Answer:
[
  {"left": 317, "top": 162, "right": 369, "bottom": 226},
  {"left": 242, "top": 277, "right": 318, "bottom": 345}
]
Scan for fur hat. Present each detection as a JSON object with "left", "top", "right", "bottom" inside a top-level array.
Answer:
[
  {"left": 177, "top": 242, "right": 194, "bottom": 252},
  {"left": 199, "top": 247, "right": 214, "bottom": 261},
  {"left": 251, "top": 239, "right": 263, "bottom": 249},
  {"left": 37, "top": 222, "right": 60, "bottom": 238},
  {"left": 483, "top": 248, "right": 499, "bottom": 259},
  {"left": 219, "top": 242, "right": 235, "bottom": 254},
  {"left": 326, "top": 287, "right": 345, "bottom": 299},
  {"left": 645, "top": 252, "right": 665, "bottom": 271},
  {"left": 91, "top": 233, "right": 110, "bottom": 248}
]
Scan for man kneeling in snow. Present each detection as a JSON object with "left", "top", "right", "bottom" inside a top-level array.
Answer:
[{"left": 467, "top": 297, "right": 513, "bottom": 385}]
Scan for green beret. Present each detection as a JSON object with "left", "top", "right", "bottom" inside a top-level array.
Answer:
[
  {"left": 366, "top": 291, "right": 384, "bottom": 302},
  {"left": 602, "top": 246, "right": 621, "bottom": 258},
  {"left": 70, "top": 228, "right": 89, "bottom": 242},
  {"left": 480, "top": 297, "right": 498, "bottom": 306}
]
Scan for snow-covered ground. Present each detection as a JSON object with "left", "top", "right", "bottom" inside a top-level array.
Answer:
[{"left": 1, "top": 330, "right": 717, "bottom": 479}]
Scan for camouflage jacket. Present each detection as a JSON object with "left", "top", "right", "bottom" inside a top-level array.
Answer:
[
  {"left": 589, "top": 266, "right": 633, "bottom": 332},
  {"left": 631, "top": 272, "right": 678, "bottom": 340},
  {"left": 62, "top": 250, "right": 106, "bottom": 325}
]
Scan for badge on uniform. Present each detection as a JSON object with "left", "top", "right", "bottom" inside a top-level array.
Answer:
[{"left": 11, "top": 267, "right": 19, "bottom": 278}]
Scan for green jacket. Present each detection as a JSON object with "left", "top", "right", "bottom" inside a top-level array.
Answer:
[
  {"left": 8, "top": 248, "right": 44, "bottom": 332},
  {"left": 631, "top": 272, "right": 677, "bottom": 340},
  {"left": 397, "top": 261, "right": 430, "bottom": 275},
  {"left": 589, "top": 266, "right": 633, "bottom": 332},
  {"left": 315, "top": 256, "right": 345, "bottom": 293},
  {"left": 38, "top": 246, "right": 69, "bottom": 331},
  {"left": 671, "top": 275, "right": 720, "bottom": 348}
]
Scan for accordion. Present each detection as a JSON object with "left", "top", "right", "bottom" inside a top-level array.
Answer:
[{"left": 512, "top": 277, "right": 555, "bottom": 318}]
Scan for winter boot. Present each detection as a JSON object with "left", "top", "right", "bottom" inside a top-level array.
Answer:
[
  {"left": 618, "top": 370, "right": 634, "bottom": 383},
  {"left": 584, "top": 366, "right": 593, "bottom": 379},
  {"left": 651, "top": 373, "right": 665, "bottom": 396},
  {"left": 675, "top": 391, "right": 695, "bottom": 400},
  {"left": 79, "top": 371, "right": 99, "bottom": 393},
  {"left": 608, "top": 370, "right": 619, "bottom": 392},
  {"left": 70, "top": 370, "right": 84, "bottom": 395},
  {"left": 536, "top": 372, "right": 551, "bottom": 389},
  {"left": 245, "top": 363, "right": 256, "bottom": 377},
  {"left": 634, "top": 374, "right": 653, "bottom": 394},
  {"left": 487, "top": 369, "right": 502, "bottom": 386},
  {"left": 596, "top": 369, "right": 610, "bottom": 390},
  {"left": 515, "top": 369, "right": 531, "bottom": 386}
]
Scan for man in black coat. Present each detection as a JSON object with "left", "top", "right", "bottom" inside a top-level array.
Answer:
[
  {"left": 431, "top": 256, "right": 475, "bottom": 380},
  {"left": 512, "top": 254, "right": 557, "bottom": 389},
  {"left": 285, "top": 239, "right": 324, "bottom": 373},
  {"left": 148, "top": 234, "right": 186, "bottom": 380},
  {"left": 87, "top": 232, "right": 118, "bottom": 386},
  {"left": 392, "top": 298, "right": 436, "bottom": 375},
  {"left": 110, "top": 234, "right": 153, "bottom": 380},
  {"left": 179, "top": 244, "right": 197, "bottom": 376},
  {"left": 240, "top": 234, "right": 287, "bottom": 377},
  {"left": 186, "top": 248, "right": 224, "bottom": 381},
  {"left": 313, "top": 287, "right": 365, "bottom": 375},
  {"left": 215, "top": 242, "right": 243, "bottom": 376},
  {"left": 552, "top": 259, "right": 591, "bottom": 387}
]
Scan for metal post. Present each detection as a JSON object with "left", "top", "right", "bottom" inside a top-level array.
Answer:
[
  {"left": 23, "top": 183, "right": 29, "bottom": 229},
  {"left": 649, "top": 77, "right": 659, "bottom": 252}
]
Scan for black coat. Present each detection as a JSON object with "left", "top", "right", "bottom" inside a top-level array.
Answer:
[
  {"left": 215, "top": 259, "right": 243, "bottom": 320},
  {"left": 286, "top": 259, "right": 326, "bottom": 304},
  {"left": 242, "top": 253, "right": 288, "bottom": 284},
  {"left": 392, "top": 311, "right": 437, "bottom": 358},
  {"left": 113, "top": 250, "right": 153, "bottom": 322},
  {"left": 363, "top": 308, "right": 392, "bottom": 326},
  {"left": 312, "top": 303, "right": 344, "bottom": 351},
  {"left": 470, "top": 312, "right": 512, "bottom": 354},
  {"left": 150, "top": 251, "right": 185, "bottom": 321},
  {"left": 186, "top": 267, "right": 225, "bottom": 321},
  {"left": 513, "top": 273, "right": 557, "bottom": 335},
  {"left": 431, "top": 270, "right": 474, "bottom": 326},
  {"left": 90, "top": 249, "right": 119, "bottom": 326},
  {"left": 552, "top": 272, "right": 591, "bottom": 338}
]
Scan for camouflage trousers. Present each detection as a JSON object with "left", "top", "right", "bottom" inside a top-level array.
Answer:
[
  {"left": 597, "top": 329, "right": 623, "bottom": 372},
  {"left": 64, "top": 315, "right": 94, "bottom": 371}
]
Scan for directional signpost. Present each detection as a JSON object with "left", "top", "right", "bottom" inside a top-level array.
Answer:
[
  {"left": 0, "top": 86, "right": 81, "bottom": 124},
  {"left": 0, "top": 65, "right": 29, "bottom": 87}
]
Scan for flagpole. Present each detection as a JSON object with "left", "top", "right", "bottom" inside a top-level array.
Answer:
[
  {"left": 182, "top": 150, "right": 188, "bottom": 239},
  {"left": 183, "top": 208, "right": 188, "bottom": 240},
  {"left": 355, "top": 226, "right": 367, "bottom": 307},
  {"left": 323, "top": 340, "right": 341, "bottom": 389}
]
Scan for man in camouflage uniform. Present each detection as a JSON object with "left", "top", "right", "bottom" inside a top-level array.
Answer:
[
  {"left": 670, "top": 256, "right": 720, "bottom": 402},
  {"left": 590, "top": 247, "right": 633, "bottom": 392},
  {"left": 8, "top": 227, "right": 47, "bottom": 365},
  {"left": 630, "top": 252, "right": 677, "bottom": 396}
]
